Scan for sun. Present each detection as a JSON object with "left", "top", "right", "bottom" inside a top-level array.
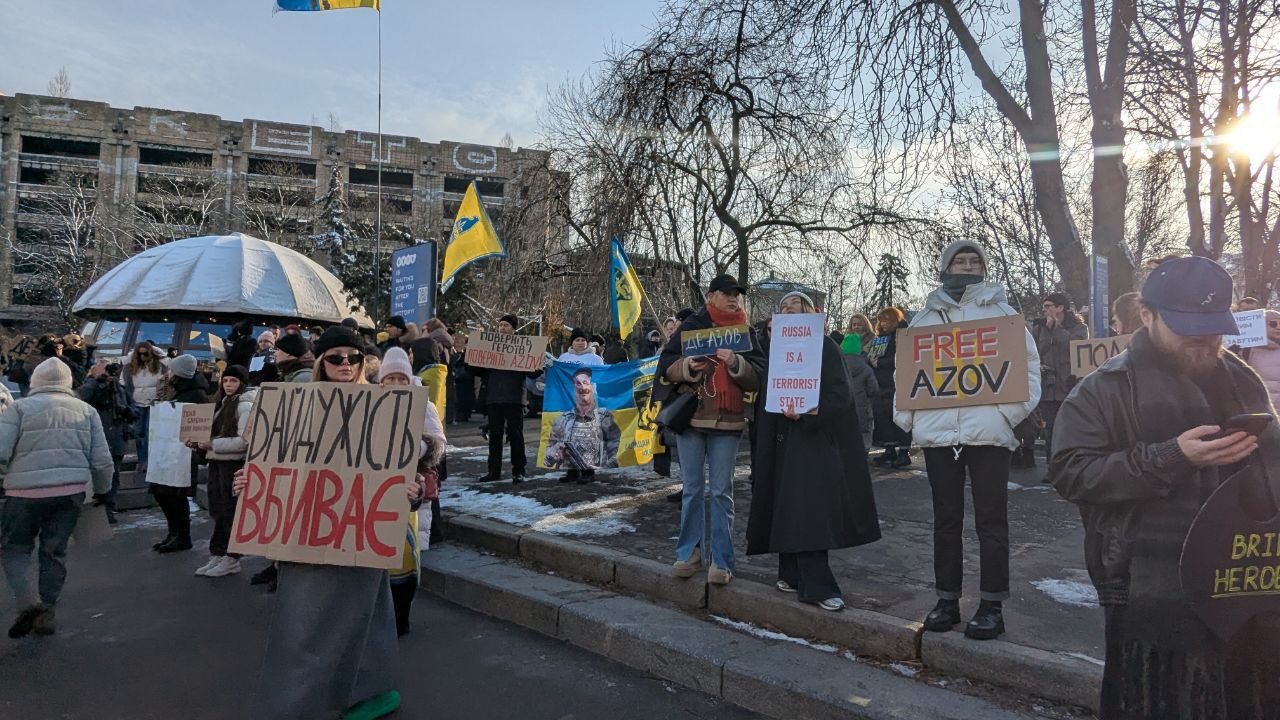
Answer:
[{"left": 1222, "top": 111, "right": 1280, "bottom": 164}]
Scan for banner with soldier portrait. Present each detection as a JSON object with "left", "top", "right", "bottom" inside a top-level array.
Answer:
[{"left": 537, "top": 356, "right": 662, "bottom": 470}]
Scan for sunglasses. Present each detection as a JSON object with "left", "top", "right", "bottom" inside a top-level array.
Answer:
[{"left": 322, "top": 353, "right": 364, "bottom": 366}]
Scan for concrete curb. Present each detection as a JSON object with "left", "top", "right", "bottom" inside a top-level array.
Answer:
[
  {"left": 439, "top": 512, "right": 1100, "bottom": 713},
  {"left": 421, "top": 544, "right": 1037, "bottom": 720}
]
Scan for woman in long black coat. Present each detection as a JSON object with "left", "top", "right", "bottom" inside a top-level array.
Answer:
[{"left": 746, "top": 292, "right": 882, "bottom": 611}]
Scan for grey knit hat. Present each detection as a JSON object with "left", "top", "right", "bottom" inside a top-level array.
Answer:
[{"left": 167, "top": 354, "right": 198, "bottom": 379}]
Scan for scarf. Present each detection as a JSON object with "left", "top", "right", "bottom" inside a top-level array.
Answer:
[
  {"left": 705, "top": 302, "right": 748, "bottom": 413},
  {"left": 212, "top": 391, "right": 243, "bottom": 440},
  {"left": 940, "top": 273, "right": 983, "bottom": 301}
]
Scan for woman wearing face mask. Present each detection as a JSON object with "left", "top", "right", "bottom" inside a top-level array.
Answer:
[
  {"left": 232, "top": 327, "right": 423, "bottom": 720},
  {"left": 188, "top": 365, "right": 254, "bottom": 579}
]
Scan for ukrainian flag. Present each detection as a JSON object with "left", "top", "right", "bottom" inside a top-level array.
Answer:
[
  {"left": 610, "top": 236, "right": 646, "bottom": 340},
  {"left": 275, "top": 0, "right": 380, "bottom": 11},
  {"left": 441, "top": 180, "right": 505, "bottom": 292}
]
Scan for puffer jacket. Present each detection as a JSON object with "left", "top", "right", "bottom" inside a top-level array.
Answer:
[
  {"left": 1032, "top": 312, "right": 1089, "bottom": 403},
  {"left": 1246, "top": 340, "right": 1280, "bottom": 410},
  {"left": 893, "top": 281, "right": 1041, "bottom": 450},
  {"left": 205, "top": 388, "right": 258, "bottom": 462},
  {"left": 0, "top": 386, "right": 114, "bottom": 494},
  {"left": 127, "top": 366, "right": 163, "bottom": 406}
]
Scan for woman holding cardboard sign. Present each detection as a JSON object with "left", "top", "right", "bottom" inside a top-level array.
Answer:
[
  {"left": 232, "top": 326, "right": 423, "bottom": 720},
  {"left": 893, "top": 241, "right": 1041, "bottom": 641}
]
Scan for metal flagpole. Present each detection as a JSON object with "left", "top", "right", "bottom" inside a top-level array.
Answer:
[{"left": 374, "top": 8, "right": 383, "bottom": 326}]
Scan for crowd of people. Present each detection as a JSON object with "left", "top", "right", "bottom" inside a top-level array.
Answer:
[{"left": 2, "top": 240, "right": 1279, "bottom": 717}]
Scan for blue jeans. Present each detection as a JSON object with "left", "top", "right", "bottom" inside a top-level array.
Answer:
[
  {"left": 1, "top": 493, "right": 83, "bottom": 608},
  {"left": 675, "top": 430, "right": 739, "bottom": 572},
  {"left": 135, "top": 405, "right": 151, "bottom": 465}
]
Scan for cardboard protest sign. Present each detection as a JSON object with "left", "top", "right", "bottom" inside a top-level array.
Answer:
[
  {"left": 229, "top": 382, "right": 426, "bottom": 570},
  {"left": 1225, "top": 310, "right": 1267, "bottom": 348},
  {"left": 537, "top": 356, "right": 661, "bottom": 469},
  {"left": 764, "top": 313, "right": 825, "bottom": 414},
  {"left": 178, "top": 403, "right": 216, "bottom": 444},
  {"left": 1180, "top": 470, "right": 1280, "bottom": 642},
  {"left": 465, "top": 331, "right": 548, "bottom": 371},
  {"left": 894, "top": 315, "right": 1030, "bottom": 411},
  {"left": 681, "top": 324, "right": 752, "bottom": 357},
  {"left": 1069, "top": 334, "right": 1132, "bottom": 377}
]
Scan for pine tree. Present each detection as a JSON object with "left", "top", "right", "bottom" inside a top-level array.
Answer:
[{"left": 866, "top": 253, "right": 910, "bottom": 314}]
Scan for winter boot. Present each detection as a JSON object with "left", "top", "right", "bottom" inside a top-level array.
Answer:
[
  {"left": 890, "top": 448, "right": 912, "bottom": 468},
  {"left": 872, "top": 448, "right": 896, "bottom": 466},
  {"left": 922, "top": 598, "right": 961, "bottom": 632},
  {"left": 8, "top": 606, "right": 44, "bottom": 639},
  {"left": 32, "top": 607, "right": 55, "bottom": 636},
  {"left": 965, "top": 601, "right": 1005, "bottom": 640},
  {"left": 152, "top": 533, "right": 176, "bottom": 551}
]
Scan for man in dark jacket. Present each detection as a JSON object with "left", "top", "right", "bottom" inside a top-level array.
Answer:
[
  {"left": 1032, "top": 292, "right": 1089, "bottom": 470},
  {"left": 380, "top": 315, "right": 408, "bottom": 353},
  {"left": 476, "top": 315, "right": 540, "bottom": 484},
  {"left": 79, "top": 361, "right": 134, "bottom": 522},
  {"left": 1051, "top": 257, "right": 1280, "bottom": 718}
]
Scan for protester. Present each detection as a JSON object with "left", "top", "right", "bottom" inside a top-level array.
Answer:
[
  {"left": 80, "top": 360, "right": 135, "bottom": 523},
  {"left": 747, "top": 291, "right": 881, "bottom": 611},
  {"left": 840, "top": 332, "right": 879, "bottom": 449},
  {"left": 149, "top": 354, "right": 210, "bottom": 554},
  {"left": 451, "top": 332, "right": 475, "bottom": 423},
  {"left": 188, "top": 365, "right": 254, "bottom": 579},
  {"left": 894, "top": 241, "right": 1041, "bottom": 640},
  {"left": 869, "top": 307, "right": 911, "bottom": 468},
  {"left": 558, "top": 329, "right": 605, "bottom": 366},
  {"left": 475, "top": 314, "right": 540, "bottom": 484},
  {"left": 307, "top": 326, "right": 323, "bottom": 349},
  {"left": 658, "top": 314, "right": 689, "bottom": 501},
  {"left": 273, "top": 332, "right": 314, "bottom": 383},
  {"left": 380, "top": 315, "right": 408, "bottom": 353},
  {"left": 602, "top": 335, "right": 629, "bottom": 364},
  {"left": 124, "top": 341, "right": 164, "bottom": 471},
  {"left": 547, "top": 366, "right": 621, "bottom": 484},
  {"left": 846, "top": 313, "right": 876, "bottom": 352},
  {"left": 378, "top": 347, "right": 445, "bottom": 636},
  {"left": 657, "top": 275, "right": 759, "bottom": 585},
  {"left": 1243, "top": 309, "right": 1280, "bottom": 410},
  {"left": 225, "top": 320, "right": 258, "bottom": 371},
  {"left": 1051, "top": 256, "right": 1280, "bottom": 717},
  {"left": 250, "top": 330, "right": 278, "bottom": 385},
  {"left": 1111, "top": 292, "right": 1143, "bottom": 335},
  {"left": 62, "top": 333, "right": 91, "bottom": 379},
  {"left": 1032, "top": 292, "right": 1090, "bottom": 470},
  {"left": 1237, "top": 296, "right": 1261, "bottom": 312},
  {"left": 424, "top": 318, "right": 453, "bottom": 365},
  {"left": 0, "top": 358, "right": 113, "bottom": 639}
]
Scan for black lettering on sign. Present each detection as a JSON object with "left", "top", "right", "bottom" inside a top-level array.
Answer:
[
  {"left": 911, "top": 369, "right": 936, "bottom": 398},
  {"left": 936, "top": 366, "right": 958, "bottom": 397}
]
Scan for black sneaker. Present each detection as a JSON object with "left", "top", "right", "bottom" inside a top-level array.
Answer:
[
  {"left": 922, "top": 598, "right": 961, "bottom": 632},
  {"left": 511, "top": 474, "right": 526, "bottom": 485},
  {"left": 964, "top": 601, "right": 1005, "bottom": 640},
  {"left": 476, "top": 474, "right": 502, "bottom": 483}
]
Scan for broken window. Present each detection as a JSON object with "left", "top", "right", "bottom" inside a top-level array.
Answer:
[
  {"left": 18, "top": 167, "right": 54, "bottom": 185},
  {"left": 443, "top": 176, "right": 503, "bottom": 197},
  {"left": 21, "top": 135, "right": 100, "bottom": 159},
  {"left": 12, "top": 258, "right": 38, "bottom": 275},
  {"left": 14, "top": 225, "right": 53, "bottom": 244},
  {"left": 347, "top": 167, "right": 414, "bottom": 188},
  {"left": 247, "top": 157, "right": 316, "bottom": 179},
  {"left": 139, "top": 146, "right": 213, "bottom": 167},
  {"left": 11, "top": 285, "right": 55, "bottom": 307},
  {"left": 443, "top": 177, "right": 470, "bottom": 194}
]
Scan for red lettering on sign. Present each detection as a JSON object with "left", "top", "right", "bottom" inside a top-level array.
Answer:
[
  {"left": 365, "top": 476, "right": 403, "bottom": 557},
  {"left": 308, "top": 470, "right": 344, "bottom": 546},
  {"left": 333, "top": 473, "right": 367, "bottom": 552},
  {"left": 955, "top": 328, "right": 976, "bottom": 358},
  {"left": 913, "top": 333, "right": 932, "bottom": 363},
  {"left": 935, "top": 333, "right": 955, "bottom": 360},
  {"left": 234, "top": 464, "right": 267, "bottom": 542},
  {"left": 975, "top": 326, "right": 998, "bottom": 357}
]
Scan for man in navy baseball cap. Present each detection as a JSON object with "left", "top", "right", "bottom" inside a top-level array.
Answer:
[{"left": 1140, "top": 256, "right": 1240, "bottom": 337}]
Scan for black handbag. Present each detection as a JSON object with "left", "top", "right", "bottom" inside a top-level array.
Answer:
[{"left": 656, "top": 389, "right": 697, "bottom": 433}]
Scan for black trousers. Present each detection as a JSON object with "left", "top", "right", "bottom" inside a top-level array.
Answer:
[
  {"left": 1100, "top": 604, "right": 1125, "bottom": 719},
  {"left": 486, "top": 403, "right": 526, "bottom": 476},
  {"left": 206, "top": 459, "right": 242, "bottom": 557},
  {"left": 778, "top": 550, "right": 841, "bottom": 603},
  {"left": 564, "top": 468, "right": 596, "bottom": 482},
  {"left": 150, "top": 485, "right": 191, "bottom": 541},
  {"left": 922, "top": 445, "right": 1010, "bottom": 601},
  {"left": 454, "top": 376, "right": 474, "bottom": 421},
  {"left": 390, "top": 579, "right": 416, "bottom": 636},
  {"left": 1038, "top": 401, "right": 1062, "bottom": 463}
]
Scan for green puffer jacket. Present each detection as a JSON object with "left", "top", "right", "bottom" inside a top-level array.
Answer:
[{"left": 0, "top": 386, "right": 114, "bottom": 494}]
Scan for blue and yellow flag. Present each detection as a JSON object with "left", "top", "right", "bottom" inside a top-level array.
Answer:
[
  {"left": 275, "top": 0, "right": 380, "bottom": 10},
  {"left": 609, "top": 236, "right": 646, "bottom": 340},
  {"left": 536, "top": 356, "right": 662, "bottom": 469},
  {"left": 441, "top": 180, "right": 505, "bottom": 292}
]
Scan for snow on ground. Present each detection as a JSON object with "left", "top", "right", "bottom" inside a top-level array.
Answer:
[
  {"left": 113, "top": 509, "right": 208, "bottom": 532},
  {"left": 711, "top": 615, "right": 838, "bottom": 654},
  {"left": 1060, "top": 651, "right": 1105, "bottom": 667},
  {"left": 1031, "top": 578, "right": 1100, "bottom": 607},
  {"left": 439, "top": 485, "right": 639, "bottom": 536},
  {"left": 889, "top": 663, "right": 920, "bottom": 678}
]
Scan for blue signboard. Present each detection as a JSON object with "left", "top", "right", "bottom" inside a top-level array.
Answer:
[
  {"left": 390, "top": 243, "right": 436, "bottom": 328},
  {"left": 1091, "top": 255, "right": 1109, "bottom": 337},
  {"left": 680, "top": 324, "right": 752, "bottom": 357}
]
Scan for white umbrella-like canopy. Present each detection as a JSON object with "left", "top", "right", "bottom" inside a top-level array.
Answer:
[{"left": 73, "top": 233, "right": 373, "bottom": 327}]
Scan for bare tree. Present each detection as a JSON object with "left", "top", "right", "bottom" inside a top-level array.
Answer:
[
  {"left": 236, "top": 161, "right": 316, "bottom": 249},
  {"left": 127, "top": 162, "right": 226, "bottom": 251},
  {"left": 46, "top": 66, "right": 71, "bottom": 98}
]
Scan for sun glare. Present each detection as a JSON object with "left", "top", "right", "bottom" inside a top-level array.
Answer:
[{"left": 1222, "top": 112, "right": 1280, "bottom": 164}]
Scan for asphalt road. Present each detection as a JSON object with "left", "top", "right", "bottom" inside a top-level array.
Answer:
[{"left": 0, "top": 508, "right": 759, "bottom": 720}]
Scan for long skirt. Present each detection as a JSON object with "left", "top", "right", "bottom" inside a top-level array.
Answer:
[{"left": 255, "top": 562, "right": 398, "bottom": 719}]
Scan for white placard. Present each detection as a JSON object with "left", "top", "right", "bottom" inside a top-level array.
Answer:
[
  {"left": 248, "top": 356, "right": 266, "bottom": 373},
  {"left": 146, "top": 403, "right": 194, "bottom": 488},
  {"left": 1225, "top": 310, "right": 1267, "bottom": 348},
  {"left": 765, "top": 313, "right": 825, "bottom": 414}
]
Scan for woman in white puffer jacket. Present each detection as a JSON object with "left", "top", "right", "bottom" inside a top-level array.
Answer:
[{"left": 893, "top": 240, "right": 1041, "bottom": 643}]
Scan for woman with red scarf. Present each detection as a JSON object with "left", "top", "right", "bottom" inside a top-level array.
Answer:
[{"left": 655, "top": 275, "right": 760, "bottom": 585}]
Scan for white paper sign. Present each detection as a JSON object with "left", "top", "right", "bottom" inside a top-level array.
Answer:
[
  {"left": 146, "top": 403, "right": 194, "bottom": 488},
  {"left": 765, "top": 313, "right": 825, "bottom": 414},
  {"left": 1225, "top": 310, "right": 1267, "bottom": 348},
  {"left": 248, "top": 356, "right": 265, "bottom": 373}
]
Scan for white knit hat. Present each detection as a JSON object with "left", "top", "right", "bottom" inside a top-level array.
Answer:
[
  {"left": 258, "top": 330, "right": 276, "bottom": 344},
  {"left": 377, "top": 347, "right": 414, "bottom": 383},
  {"left": 30, "top": 357, "right": 72, "bottom": 390}
]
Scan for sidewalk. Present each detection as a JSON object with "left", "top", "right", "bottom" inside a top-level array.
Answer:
[{"left": 437, "top": 416, "right": 1105, "bottom": 710}]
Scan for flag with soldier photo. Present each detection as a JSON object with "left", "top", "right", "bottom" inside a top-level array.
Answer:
[{"left": 537, "top": 356, "right": 663, "bottom": 470}]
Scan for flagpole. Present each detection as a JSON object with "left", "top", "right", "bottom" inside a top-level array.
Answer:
[{"left": 374, "top": 7, "right": 383, "bottom": 326}]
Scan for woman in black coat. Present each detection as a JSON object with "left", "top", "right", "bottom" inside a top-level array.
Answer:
[
  {"left": 869, "top": 306, "right": 911, "bottom": 467},
  {"left": 746, "top": 292, "right": 881, "bottom": 611}
]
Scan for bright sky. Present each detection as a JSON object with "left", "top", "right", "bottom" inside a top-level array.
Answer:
[{"left": 0, "top": 0, "right": 660, "bottom": 148}]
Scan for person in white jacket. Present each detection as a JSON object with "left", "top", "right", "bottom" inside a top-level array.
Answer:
[
  {"left": 893, "top": 240, "right": 1041, "bottom": 641},
  {"left": 557, "top": 329, "right": 605, "bottom": 367}
]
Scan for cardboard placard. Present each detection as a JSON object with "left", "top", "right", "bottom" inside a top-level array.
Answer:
[
  {"left": 228, "top": 382, "right": 426, "bottom": 570},
  {"left": 680, "top": 324, "right": 752, "bottom": 357},
  {"left": 178, "top": 403, "right": 215, "bottom": 444},
  {"left": 464, "top": 331, "right": 548, "bottom": 371},
  {"left": 1180, "top": 471, "right": 1280, "bottom": 642},
  {"left": 1069, "top": 334, "right": 1132, "bottom": 377},
  {"left": 1225, "top": 310, "right": 1267, "bottom": 348},
  {"left": 894, "top": 315, "right": 1030, "bottom": 410},
  {"left": 765, "top": 313, "right": 825, "bottom": 414}
]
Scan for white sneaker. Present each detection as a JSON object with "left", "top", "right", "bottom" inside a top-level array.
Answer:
[
  {"left": 194, "top": 556, "right": 222, "bottom": 577},
  {"left": 204, "top": 556, "right": 241, "bottom": 578}
]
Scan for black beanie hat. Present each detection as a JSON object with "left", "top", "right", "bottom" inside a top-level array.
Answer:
[
  {"left": 570, "top": 328, "right": 589, "bottom": 342},
  {"left": 385, "top": 315, "right": 407, "bottom": 332},
  {"left": 314, "top": 326, "right": 363, "bottom": 355},
  {"left": 340, "top": 317, "right": 359, "bottom": 330},
  {"left": 500, "top": 314, "right": 519, "bottom": 330},
  {"left": 275, "top": 333, "right": 309, "bottom": 359},
  {"left": 222, "top": 364, "right": 249, "bottom": 384}
]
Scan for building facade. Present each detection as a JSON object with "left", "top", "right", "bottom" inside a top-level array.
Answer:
[{"left": 0, "top": 93, "right": 565, "bottom": 321}]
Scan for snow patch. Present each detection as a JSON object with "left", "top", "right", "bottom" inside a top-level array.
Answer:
[
  {"left": 890, "top": 663, "right": 920, "bottom": 678},
  {"left": 439, "top": 486, "right": 637, "bottom": 536},
  {"left": 1032, "top": 578, "right": 1100, "bottom": 607},
  {"left": 1061, "top": 651, "right": 1105, "bottom": 667},
  {"left": 711, "top": 616, "right": 837, "bottom": 653}
]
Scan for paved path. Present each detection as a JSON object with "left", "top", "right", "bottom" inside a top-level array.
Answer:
[{"left": 0, "top": 508, "right": 759, "bottom": 720}]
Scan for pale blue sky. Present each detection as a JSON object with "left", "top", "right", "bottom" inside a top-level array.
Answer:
[{"left": 0, "top": 0, "right": 660, "bottom": 147}]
